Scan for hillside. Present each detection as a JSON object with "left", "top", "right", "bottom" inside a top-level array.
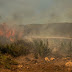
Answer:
[{"left": 21, "top": 23, "right": 72, "bottom": 38}]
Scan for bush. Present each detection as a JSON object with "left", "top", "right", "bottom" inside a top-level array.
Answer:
[
  {"left": 34, "top": 40, "right": 51, "bottom": 58},
  {"left": 0, "top": 40, "right": 32, "bottom": 57},
  {"left": 67, "top": 41, "right": 72, "bottom": 57}
]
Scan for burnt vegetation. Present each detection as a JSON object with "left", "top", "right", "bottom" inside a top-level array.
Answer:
[
  {"left": 0, "top": 40, "right": 33, "bottom": 57},
  {"left": 0, "top": 39, "right": 72, "bottom": 70},
  {"left": 33, "top": 40, "right": 51, "bottom": 58},
  {"left": 0, "top": 39, "right": 72, "bottom": 58},
  {"left": 0, "top": 39, "right": 52, "bottom": 58}
]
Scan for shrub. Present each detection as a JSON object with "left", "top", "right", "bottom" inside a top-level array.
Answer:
[
  {"left": 67, "top": 41, "right": 72, "bottom": 57},
  {"left": 34, "top": 40, "right": 51, "bottom": 58},
  {"left": 0, "top": 40, "right": 32, "bottom": 57}
]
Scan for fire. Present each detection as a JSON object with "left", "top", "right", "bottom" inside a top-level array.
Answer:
[
  {"left": 0, "top": 23, "right": 16, "bottom": 42},
  {"left": 0, "top": 23, "right": 24, "bottom": 42},
  {"left": 6, "top": 30, "right": 12, "bottom": 38},
  {"left": 6, "top": 29, "right": 15, "bottom": 39},
  {"left": 10, "top": 38, "right": 14, "bottom": 42},
  {"left": 12, "top": 30, "right": 15, "bottom": 36},
  {"left": 0, "top": 29, "right": 4, "bottom": 36}
]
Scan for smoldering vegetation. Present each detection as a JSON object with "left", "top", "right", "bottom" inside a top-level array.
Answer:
[
  {"left": 29, "top": 38, "right": 72, "bottom": 58},
  {"left": 0, "top": 38, "right": 72, "bottom": 58},
  {"left": 1, "top": 36, "right": 72, "bottom": 72},
  {"left": 0, "top": 23, "right": 72, "bottom": 70},
  {"left": 0, "top": 23, "right": 72, "bottom": 58}
]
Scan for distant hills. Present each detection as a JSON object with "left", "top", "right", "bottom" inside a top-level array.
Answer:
[
  {"left": 20, "top": 23, "right": 72, "bottom": 38},
  {"left": 0, "top": 22, "right": 72, "bottom": 43}
]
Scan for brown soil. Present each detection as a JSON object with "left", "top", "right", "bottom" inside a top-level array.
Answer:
[{"left": 0, "top": 54, "right": 72, "bottom": 72}]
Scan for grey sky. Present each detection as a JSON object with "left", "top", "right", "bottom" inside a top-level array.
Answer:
[{"left": 0, "top": 0, "right": 72, "bottom": 24}]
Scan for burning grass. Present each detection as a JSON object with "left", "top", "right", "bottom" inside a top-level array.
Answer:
[{"left": 0, "top": 38, "right": 72, "bottom": 72}]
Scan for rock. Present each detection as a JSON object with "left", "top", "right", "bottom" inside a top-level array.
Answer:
[
  {"left": 45, "top": 57, "right": 50, "bottom": 62},
  {"left": 27, "top": 67, "right": 29, "bottom": 69},
  {"left": 65, "top": 61, "right": 72, "bottom": 67},
  {"left": 50, "top": 57, "right": 55, "bottom": 61},
  {"left": 18, "top": 64, "right": 23, "bottom": 68}
]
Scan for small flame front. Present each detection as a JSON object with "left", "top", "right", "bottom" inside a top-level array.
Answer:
[
  {"left": 0, "top": 23, "right": 24, "bottom": 43},
  {"left": 0, "top": 23, "right": 16, "bottom": 42},
  {"left": 10, "top": 38, "right": 14, "bottom": 42}
]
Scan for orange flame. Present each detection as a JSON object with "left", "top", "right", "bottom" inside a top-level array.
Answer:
[
  {"left": 10, "top": 38, "right": 14, "bottom": 42},
  {"left": 0, "top": 23, "right": 23, "bottom": 42},
  {"left": 6, "top": 30, "right": 12, "bottom": 38},
  {"left": 0, "top": 23, "right": 16, "bottom": 42},
  {"left": 12, "top": 30, "right": 15, "bottom": 36},
  {"left": 0, "top": 29, "right": 4, "bottom": 36}
]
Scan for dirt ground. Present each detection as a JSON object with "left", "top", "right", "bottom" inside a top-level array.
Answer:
[{"left": 0, "top": 54, "right": 72, "bottom": 72}]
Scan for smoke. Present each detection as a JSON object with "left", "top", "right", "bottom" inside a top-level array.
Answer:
[{"left": 0, "top": 0, "right": 72, "bottom": 24}]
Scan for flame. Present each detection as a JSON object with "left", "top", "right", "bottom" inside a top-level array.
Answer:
[
  {"left": 0, "top": 29, "right": 4, "bottom": 36},
  {"left": 10, "top": 38, "right": 14, "bottom": 42},
  {"left": 0, "top": 23, "right": 16, "bottom": 42},
  {"left": 12, "top": 30, "right": 15, "bottom": 36},
  {"left": 0, "top": 23, "right": 24, "bottom": 42},
  {"left": 6, "top": 30, "right": 12, "bottom": 38}
]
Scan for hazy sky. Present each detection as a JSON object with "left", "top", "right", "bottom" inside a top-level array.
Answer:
[{"left": 0, "top": 0, "right": 72, "bottom": 24}]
